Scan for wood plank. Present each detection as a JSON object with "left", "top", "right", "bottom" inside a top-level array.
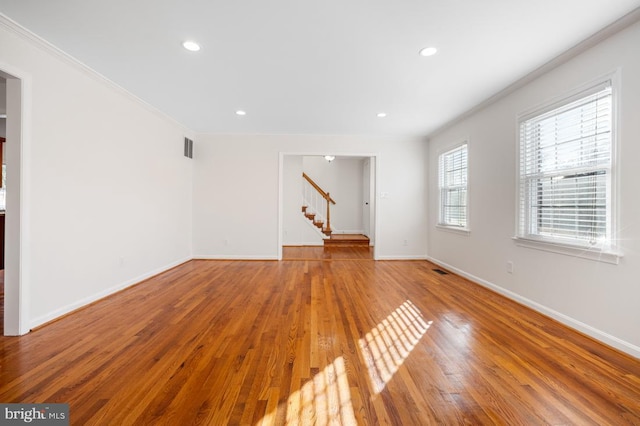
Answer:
[
  {"left": 283, "top": 245, "right": 373, "bottom": 260},
  {"left": 0, "top": 259, "right": 639, "bottom": 424}
]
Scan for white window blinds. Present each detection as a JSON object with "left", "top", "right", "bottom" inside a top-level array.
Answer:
[
  {"left": 518, "top": 81, "right": 612, "bottom": 247},
  {"left": 439, "top": 143, "right": 468, "bottom": 228}
]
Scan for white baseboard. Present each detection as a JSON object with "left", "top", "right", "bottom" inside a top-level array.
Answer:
[
  {"left": 331, "top": 229, "right": 365, "bottom": 235},
  {"left": 426, "top": 256, "right": 640, "bottom": 359},
  {"left": 30, "top": 256, "right": 193, "bottom": 330}
]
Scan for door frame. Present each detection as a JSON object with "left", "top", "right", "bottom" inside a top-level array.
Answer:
[
  {"left": 1, "top": 63, "right": 31, "bottom": 336},
  {"left": 278, "top": 152, "right": 380, "bottom": 260},
  {"left": 361, "top": 157, "right": 375, "bottom": 245}
]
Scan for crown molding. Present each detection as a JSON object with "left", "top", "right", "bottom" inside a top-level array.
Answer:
[
  {"left": 0, "top": 13, "right": 192, "bottom": 134},
  {"left": 427, "top": 7, "right": 640, "bottom": 139}
]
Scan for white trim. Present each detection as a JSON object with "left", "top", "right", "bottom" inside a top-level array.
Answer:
[
  {"left": 515, "top": 71, "right": 620, "bottom": 255},
  {"left": 18, "top": 75, "right": 30, "bottom": 335},
  {"left": 278, "top": 153, "right": 284, "bottom": 260},
  {"left": 435, "top": 139, "right": 469, "bottom": 158},
  {"left": 427, "top": 256, "right": 640, "bottom": 359},
  {"left": 0, "top": 63, "right": 30, "bottom": 336},
  {"left": 372, "top": 156, "right": 380, "bottom": 259},
  {"left": 611, "top": 68, "right": 622, "bottom": 266},
  {"left": 437, "top": 140, "right": 469, "bottom": 230},
  {"left": 29, "top": 256, "right": 192, "bottom": 330},
  {"left": 331, "top": 229, "right": 366, "bottom": 235},
  {"left": 516, "top": 71, "right": 618, "bottom": 122},
  {"left": 428, "top": 8, "right": 640, "bottom": 139},
  {"left": 513, "top": 237, "right": 622, "bottom": 264},
  {"left": 0, "top": 13, "right": 191, "bottom": 133},
  {"left": 435, "top": 225, "right": 470, "bottom": 236}
]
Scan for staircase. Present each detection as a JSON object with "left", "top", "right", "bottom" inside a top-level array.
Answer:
[
  {"left": 301, "top": 173, "right": 335, "bottom": 238},
  {"left": 302, "top": 205, "right": 332, "bottom": 236},
  {"left": 301, "top": 172, "right": 371, "bottom": 247},
  {"left": 301, "top": 205, "right": 370, "bottom": 246}
]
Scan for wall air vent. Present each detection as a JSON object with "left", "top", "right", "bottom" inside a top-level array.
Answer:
[{"left": 184, "top": 137, "right": 193, "bottom": 159}]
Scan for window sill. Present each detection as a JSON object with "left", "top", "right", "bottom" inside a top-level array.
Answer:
[
  {"left": 436, "top": 224, "right": 470, "bottom": 236},
  {"left": 512, "top": 237, "right": 622, "bottom": 265}
]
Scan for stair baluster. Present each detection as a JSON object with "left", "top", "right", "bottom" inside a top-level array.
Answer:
[{"left": 302, "top": 173, "right": 336, "bottom": 237}]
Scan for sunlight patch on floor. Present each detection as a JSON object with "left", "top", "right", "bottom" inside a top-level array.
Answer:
[
  {"left": 358, "top": 300, "right": 432, "bottom": 393},
  {"left": 290, "top": 355, "right": 356, "bottom": 425},
  {"left": 258, "top": 356, "right": 357, "bottom": 425}
]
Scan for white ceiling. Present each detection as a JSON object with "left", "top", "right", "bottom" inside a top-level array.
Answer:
[{"left": 0, "top": 1, "right": 639, "bottom": 136}]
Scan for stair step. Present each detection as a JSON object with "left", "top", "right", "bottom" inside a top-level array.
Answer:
[
  {"left": 324, "top": 234, "right": 370, "bottom": 247},
  {"left": 301, "top": 206, "right": 334, "bottom": 239}
]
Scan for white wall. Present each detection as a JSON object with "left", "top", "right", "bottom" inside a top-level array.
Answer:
[
  {"left": 192, "top": 134, "right": 428, "bottom": 259},
  {"left": 283, "top": 155, "right": 322, "bottom": 245},
  {"left": 0, "top": 18, "right": 193, "bottom": 329},
  {"left": 427, "top": 20, "right": 640, "bottom": 357}
]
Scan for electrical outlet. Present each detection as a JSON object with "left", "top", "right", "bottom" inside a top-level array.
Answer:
[
  {"left": 403, "top": 239, "right": 408, "bottom": 246},
  {"left": 506, "top": 261, "right": 514, "bottom": 274}
]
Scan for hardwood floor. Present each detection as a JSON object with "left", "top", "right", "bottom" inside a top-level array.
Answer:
[
  {"left": 283, "top": 245, "right": 374, "bottom": 260},
  {"left": 323, "top": 234, "right": 371, "bottom": 248},
  {"left": 1, "top": 258, "right": 639, "bottom": 425}
]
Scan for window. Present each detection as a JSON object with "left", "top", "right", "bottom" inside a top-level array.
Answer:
[
  {"left": 517, "top": 80, "right": 614, "bottom": 252},
  {"left": 438, "top": 143, "right": 468, "bottom": 229}
]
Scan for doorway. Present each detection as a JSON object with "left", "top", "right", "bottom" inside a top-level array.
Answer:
[{"left": 278, "top": 153, "right": 379, "bottom": 260}]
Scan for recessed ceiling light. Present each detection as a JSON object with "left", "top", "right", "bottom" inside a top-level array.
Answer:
[
  {"left": 182, "top": 41, "right": 201, "bottom": 52},
  {"left": 419, "top": 47, "right": 438, "bottom": 57},
  {"left": 235, "top": 110, "right": 246, "bottom": 116},
  {"left": 377, "top": 112, "right": 387, "bottom": 118}
]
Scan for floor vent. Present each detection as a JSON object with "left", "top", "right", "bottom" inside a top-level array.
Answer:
[{"left": 432, "top": 268, "right": 448, "bottom": 275}]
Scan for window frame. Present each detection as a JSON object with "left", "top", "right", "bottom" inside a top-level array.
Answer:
[
  {"left": 514, "top": 73, "right": 621, "bottom": 264},
  {"left": 437, "top": 141, "right": 469, "bottom": 234}
]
